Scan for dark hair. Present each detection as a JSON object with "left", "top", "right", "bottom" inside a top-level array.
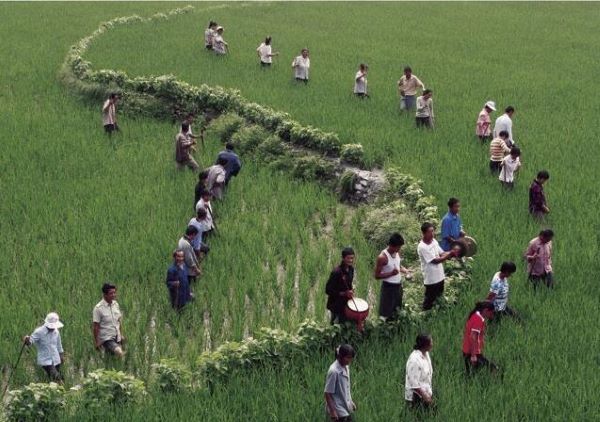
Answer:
[
  {"left": 468, "top": 301, "right": 495, "bottom": 319},
  {"left": 185, "top": 225, "right": 199, "bottom": 236},
  {"left": 359, "top": 63, "right": 368, "bottom": 70},
  {"left": 413, "top": 333, "right": 432, "bottom": 351},
  {"left": 540, "top": 229, "right": 554, "bottom": 239},
  {"left": 181, "top": 123, "right": 190, "bottom": 132},
  {"left": 196, "top": 207, "right": 208, "bottom": 219},
  {"left": 510, "top": 147, "right": 521, "bottom": 157},
  {"left": 537, "top": 170, "right": 550, "bottom": 180},
  {"left": 208, "top": 20, "right": 217, "bottom": 28},
  {"left": 404, "top": 66, "right": 412, "bottom": 73},
  {"left": 225, "top": 142, "right": 234, "bottom": 151},
  {"left": 505, "top": 106, "right": 515, "bottom": 114},
  {"left": 421, "top": 222, "right": 435, "bottom": 234},
  {"left": 500, "top": 261, "right": 517, "bottom": 274},
  {"left": 199, "top": 170, "right": 209, "bottom": 181},
  {"left": 201, "top": 190, "right": 211, "bottom": 198},
  {"left": 216, "top": 157, "right": 228, "bottom": 166},
  {"left": 499, "top": 130, "right": 509, "bottom": 138},
  {"left": 102, "top": 283, "right": 116, "bottom": 294},
  {"left": 448, "top": 197, "right": 460, "bottom": 208},
  {"left": 265, "top": 36, "right": 272, "bottom": 45},
  {"left": 341, "top": 247, "right": 355, "bottom": 258},
  {"left": 336, "top": 344, "right": 356, "bottom": 359},
  {"left": 388, "top": 233, "right": 405, "bottom": 247},
  {"left": 109, "top": 93, "right": 118, "bottom": 99},
  {"left": 172, "top": 249, "right": 184, "bottom": 258},
  {"left": 423, "top": 89, "right": 432, "bottom": 95}
]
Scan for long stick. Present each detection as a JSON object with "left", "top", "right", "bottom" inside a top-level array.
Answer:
[{"left": 2, "top": 342, "right": 27, "bottom": 400}]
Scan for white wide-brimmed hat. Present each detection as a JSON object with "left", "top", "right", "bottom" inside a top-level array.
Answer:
[
  {"left": 216, "top": 26, "right": 224, "bottom": 31},
  {"left": 485, "top": 101, "right": 497, "bottom": 111},
  {"left": 44, "top": 312, "right": 64, "bottom": 329}
]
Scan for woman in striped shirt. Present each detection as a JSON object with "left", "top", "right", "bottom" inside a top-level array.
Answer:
[{"left": 489, "top": 130, "right": 510, "bottom": 174}]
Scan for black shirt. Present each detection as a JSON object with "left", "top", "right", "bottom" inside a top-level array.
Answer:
[{"left": 325, "top": 263, "right": 354, "bottom": 314}]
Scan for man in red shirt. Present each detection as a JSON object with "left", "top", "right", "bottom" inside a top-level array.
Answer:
[{"left": 462, "top": 301, "right": 499, "bottom": 375}]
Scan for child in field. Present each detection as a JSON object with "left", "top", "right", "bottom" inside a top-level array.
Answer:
[
  {"left": 499, "top": 147, "right": 521, "bottom": 188},
  {"left": 204, "top": 21, "right": 217, "bottom": 50},
  {"left": 486, "top": 262, "right": 518, "bottom": 319},
  {"left": 212, "top": 26, "right": 228, "bottom": 55},
  {"left": 489, "top": 131, "right": 510, "bottom": 174},
  {"left": 353, "top": 64, "right": 368, "bottom": 97},
  {"left": 324, "top": 344, "right": 357, "bottom": 421}
]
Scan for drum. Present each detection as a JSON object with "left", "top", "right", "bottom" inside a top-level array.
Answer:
[
  {"left": 450, "top": 235, "right": 478, "bottom": 258},
  {"left": 345, "top": 298, "right": 369, "bottom": 331}
]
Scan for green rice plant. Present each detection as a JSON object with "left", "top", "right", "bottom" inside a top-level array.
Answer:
[
  {"left": 339, "top": 143, "right": 365, "bottom": 166},
  {"left": 5, "top": 383, "right": 66, "bottom": 422},
  {"left": 207, "top": 112, "right": 245, "bottom": 143},
  {"left": 150, "top": 358, "right": 193, "bottom": 393},
  {"left": 229, "top": 124, "right": 269, "bottom": 153},
  {"left": 78, "top": 369, "right": 146, "bottom": 409}
]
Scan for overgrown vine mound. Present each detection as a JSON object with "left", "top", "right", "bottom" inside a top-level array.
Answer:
[{"left": 3, "top": 5, "right": 474, "bottom": 420}]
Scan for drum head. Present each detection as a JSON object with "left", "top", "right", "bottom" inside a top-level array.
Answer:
[{"left": 347, "top": 298, "right": 369, "bottom": 312}]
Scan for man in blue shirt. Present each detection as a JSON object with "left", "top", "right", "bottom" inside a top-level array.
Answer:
[
  {"left": 440, "top": 197, "right": 465, "bottom": 251},
  {"left": 23, "top": 312, "right": 64, "bottom": 382},
  {"left": 166, "top": 250, "right": 193, "bottom": 310},
  {"left": 216, "top": 142, "right": 242, "bottom": 185}
]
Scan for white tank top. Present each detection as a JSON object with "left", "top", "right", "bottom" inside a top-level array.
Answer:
[{"left": 381, "top": 249, "right": 402, "bottom": 284}]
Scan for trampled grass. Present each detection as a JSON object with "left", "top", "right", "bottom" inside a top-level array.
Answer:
[{"left": 2, "top": 2, "right": 600, "bottom": 421}]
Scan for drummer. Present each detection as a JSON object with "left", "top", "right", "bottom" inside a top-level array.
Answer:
[
  {"left": 325, "top": 247, "right": 355, "bottom": 325},
  {"left": 374, "top": 233, "right": 411, "bottom": 321},
  {"left": 440, "top": 198, "right": 466, "bottom": 252}
]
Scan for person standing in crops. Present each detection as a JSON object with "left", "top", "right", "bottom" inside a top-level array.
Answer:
[
  {"left": 405, "top": 333, "right": 435, "bottom": 410},
  {"left": 418, "top": 223, "right": 457, "bottom": 310},
  {"left": 206, "top": 157, "right": 227, "bottom": 200},
  {"left": 440, "top": 198, "right": 466, "bottom": 252},
  {"left": 462, "top": 301, "right": 499, "bottom": 375},
  {"left": 353, "top": 64, "right": 368, "bottom": 98},
  {"left": 529, "top": 170, "right": 550, "bottom": 218},
  {"left": 178, "top": 226, "right": 201, "bottom": 283},
  {"left": 93, "top": 283, "right": 125, "bottom": 358},
  {"left": 256, "top": 36, "right": 279, "bottom": 66},
  {"left": 195, "top": 190, "right": 216, "bottom": 235},
  {"left": 325, "top": 247, "right": 356, "bottom": 325},
  {"left": 493, "top": 106, "right": 516, "bottom": 147},
  {"left": 194, "top": 170, "right": 210, "bottom": 210},
  {"left": 476, "top": 101, "right": 496, "bottom": 142},
  {"left": 188, "top": 207, "right": 211, "bottom": 258},
  {"left": 415, "top": 89, "right": 434, "bottom": 129},
  {"left": 499, "top": 147, "right": 522, "bottom": 189},
  {"left": 324, "top": 344, "right": 357, "bottom": 421},
  {"left": 204, "top": 21, "right": 217, "bottom": 50},
  {"left": 397, "top": 66, "right": 425, "bottom": 112},
  {"left": 489, "top": 130, "right": 511, "bottom": 174},
  {"left": 217, "top": 143, "right": 242, "bottom": 185},
  {"left": 212, "top": 26, "right": 228, "bottom": 55},
  {"left": 375, "top": 233, "right": 411, "bottom": 321},
  {"left": 175, "top": 123, "right": 199, "bottom": 172},
  {"left": 166, "top": 249, "right": 193, "bottom": 310},
  {"left": 102, "top": 93, "right": 119, "bottom": 135},
  {"left": 486, "top": 261, "right": 519, "bottom": 318},
  {"left": 525, "top": 229, "right": 555, "bottom": 289},
  {"left": 23, "top": 312, "right": 65, "bottom": 383},
  {"left": 292, "top": 48, "right": 310, "bottom": 83}
]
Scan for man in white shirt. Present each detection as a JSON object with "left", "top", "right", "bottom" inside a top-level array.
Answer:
[
  {"left": 353, "top": 64, "right": 368, "bottom": 97},
  {"left": 256, "top": 36, "right": 278, "bottom": 66},
  {"left": 398, "top": 66, "right": 425, "bottom": 111},
  {"left": 23, "top": 312, "right": 65, "bottom": 382},
  {"left": 93, "top": 283, "right": 125, "bottom": 358},
  {"left": 493, "top": 106, "right": 516, "bottom": 147},
  {"left": 374, "top": 233, "right": 411, "bottom": 321},
  {"left": 102, "top": 93, "right": 119, "bottom": 135},
  {"left": 417, "top": 222, "right": 457, "bottom": 310},
  {"left": 405, "top": 333, "right": 434, "bottom": 410},
  {"left": 415, "top": 89, "right": 434, "bottom": 129},
  {"left": 292, "top": 48, "right": 310, "bottom": 82}
]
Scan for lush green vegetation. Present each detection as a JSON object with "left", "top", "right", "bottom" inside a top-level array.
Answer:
[{"left": 2, "top": 2, "right": 599, "bottom": 420}]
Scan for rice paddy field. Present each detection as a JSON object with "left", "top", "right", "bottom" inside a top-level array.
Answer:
[{"left": 1, "top": 1, "right": 600, "bottom": 421}]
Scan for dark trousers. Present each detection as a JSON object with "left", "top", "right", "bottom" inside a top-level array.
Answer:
[
  {"left": 42, "top": 364, "right": 63, "bottom": 382},
  {"left": 529, "top": 272, "right": 554, "bottom": 289},
  {"left": 407, "top": 392, "right": 434, "bottom": 413},
  {"left": 478, "top": 135, "right": 491, "bottom": 143},
  {"left": 422, "top": 280, "right": 444, "bottom": 310},
  {"left": 463, "top": 353, "right": 499, "bottom": 375},
  {"left": 330, "top": 311, "right": 348, "bottom": 325},
  {"left": 379, "top": 282, "right": 403, "bottom": 320},
  {"left": 416, "top": 116, "right": 432, "bottom": 128},
  {"left": 327, "top": 416, "right": 352, "bottom": 422},
  {"left": 489, "top": 160, "right": 501, "bottom": 174}
]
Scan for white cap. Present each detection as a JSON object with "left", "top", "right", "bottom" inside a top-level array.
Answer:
[
  {"left": 44, "top": 312, "right": 64, "bottom": 330},
  {"left": 216, "top": 26, "right": 224, "bottom": 31},
  {"left": 485, "top": 101, "right": 496, "bottom": 111}
]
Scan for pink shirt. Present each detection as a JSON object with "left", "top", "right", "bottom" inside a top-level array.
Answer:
[
  {"left": 476, "top": 108, "right": 491, "bottom": 137},
  {"left": 525, "top": 237, "right": 553, "bottom": 276}
]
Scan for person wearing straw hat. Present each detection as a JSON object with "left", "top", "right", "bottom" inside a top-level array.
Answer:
[
  {"left": 23, "top": 312, "right": 65, "bottom": 382},
  {"left": 212, "top": 26, "right": 228, "bottom": 55},
  {"left": 476, "top": 101, "right": 496, "bottom": 142}
]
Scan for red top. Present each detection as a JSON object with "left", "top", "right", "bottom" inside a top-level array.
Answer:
[{"left": 462, "top": 312, "right": 486, "bottom": 355}]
